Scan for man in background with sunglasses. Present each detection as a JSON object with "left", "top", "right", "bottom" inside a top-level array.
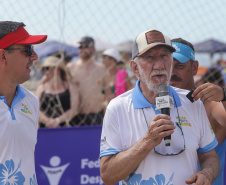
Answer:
[
  {"left": 0, "top": 21, "right": 47, "bottom": 184},
  {"left": 67, "top": 36, "right": 112, "bottom": 126},
  {"left": 100, "top": 29, "right": 219, "bottom": 185},
  {"left": 170, "top": 38, "right": 226, "bottom": 185}
]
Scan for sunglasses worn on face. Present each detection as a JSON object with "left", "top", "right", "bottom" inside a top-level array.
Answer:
[
  {"left": 79, "top": 45, "right": 92, "bottom": 49},
  {"left": 5, "top": 45, "right": 34, "bottom": 56}
]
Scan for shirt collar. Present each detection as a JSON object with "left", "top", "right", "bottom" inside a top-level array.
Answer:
[
  {"left": 0, "top": 85, "right": 26, "bottom": 107},
  {"left": 132, "top": 80, "right": 181, "bottom": 109},
  {"left": 16, "top": 85, "right": 26, "bottom": 99}
]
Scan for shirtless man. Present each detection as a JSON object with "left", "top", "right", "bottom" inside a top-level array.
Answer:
[
  {"left": 67, "top": 36, "right": 111, "bottom": 126},
  {"left": 170, "top": 38, "right": 226, "bottom": 185}
]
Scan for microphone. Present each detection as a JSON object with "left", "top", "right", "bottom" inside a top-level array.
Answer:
[{"left": 156, "top": 85, "right": 174, "bottom": 146}]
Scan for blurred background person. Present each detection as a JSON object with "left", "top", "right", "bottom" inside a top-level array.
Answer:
[
  {"left": 52, "top": 50, "right": 73, "bottom": 65},
  {"left": 102, "top": 48, "right": 132, "bottom": 97},
  {"left": 201, "top": 67, "right": 225, "bottom": 87},
  {"left": 67, "top": 36, "right": 111, "bottom": 125},
  {"left": 36, "top": 56, "right": 80, "bottom": 128},
  {"left": 194, "top": 67, "right": 208, "bottom": 87},
  {"left": 212, "top": 59, "right": 226, "bottom": 85}
]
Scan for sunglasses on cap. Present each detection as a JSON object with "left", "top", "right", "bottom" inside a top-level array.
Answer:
[{"left": 4, "top": 45, "right": 34, "bottom": 57}]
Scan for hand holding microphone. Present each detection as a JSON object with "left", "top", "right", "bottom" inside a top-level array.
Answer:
[{"left": 156, "top": 85, "right": 174, "bottom": 146}]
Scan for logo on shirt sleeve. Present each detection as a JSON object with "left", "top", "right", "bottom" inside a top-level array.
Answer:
[
  {"left": 21, "top": 103, "right": 32, "bottom": 114},
  {"left": 209, "top": 124, "right": 214, "bottom": 134},
  {"left": 100, "top": 137, "right": 108, "bottom": 150}
]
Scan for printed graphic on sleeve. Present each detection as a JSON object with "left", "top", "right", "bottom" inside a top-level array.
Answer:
[
  {"left": 209, "top": 124, "right": 214, "bottom": 134},
  {"left": 0, "top": 159, "right": 25, "bottom": 185},
  {"left": 122, "top": 172, "right": 174, "bottom": 185}
]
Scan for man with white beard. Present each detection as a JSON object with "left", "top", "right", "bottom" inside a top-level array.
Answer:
[{"left": 99, "top": 29, "right": 219, "bottom": 185}]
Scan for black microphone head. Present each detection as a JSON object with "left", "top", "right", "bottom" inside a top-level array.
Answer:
[{"left": 159, "top": 85, "right": 169, "bottom": 96}]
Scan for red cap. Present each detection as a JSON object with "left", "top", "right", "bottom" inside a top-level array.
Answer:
[{"left": 0, "top": 26, "right": 47, "bottom": 49}]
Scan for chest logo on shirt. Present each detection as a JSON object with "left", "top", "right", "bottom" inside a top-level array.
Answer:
[
  {"left": 21, "top": 103, "right": 32, "bottom": 114},
  {"left": 175, "top": 116, "right": 191, "bottom": 127}
]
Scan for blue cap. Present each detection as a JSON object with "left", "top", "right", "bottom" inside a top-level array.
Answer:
[{"left": 172, "top": 42, "right": 195, "bottom": 63}]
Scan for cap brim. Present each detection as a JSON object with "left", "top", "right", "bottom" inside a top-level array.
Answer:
[
  {"left": 16, "top": 35, "right": 47, "bottom": 45},
  {"left": 173, "top": 52, "right": 190, "bottom": 63},
  {"left": 77, "top": 40, "right": 93, "bottom": 46},
  {"left": 137, "top": 43, "right": 176, "bottom": 57},
  {"left": 41, "top": 63, "right": 56, "bottom": 68}
]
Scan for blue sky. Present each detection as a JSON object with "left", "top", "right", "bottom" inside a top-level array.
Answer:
[{"left": 0, "top": 0, "right": 225, "bottom": 66}]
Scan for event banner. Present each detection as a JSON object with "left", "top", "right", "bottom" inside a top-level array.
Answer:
[
  {"left": 35, "top": 126, "right": 114, "bottom": 185},
  {"left": 36, "top": 126, "right": 226, "bottom": 185}
]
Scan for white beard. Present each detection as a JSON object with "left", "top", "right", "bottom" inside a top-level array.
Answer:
[{"left": 138, "top": 64, "right": 172, "bottom": 94}]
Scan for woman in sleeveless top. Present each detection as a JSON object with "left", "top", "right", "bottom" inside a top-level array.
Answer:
[
  {"left": 102, "top": 48, "right": 132, "bottom": 98},
  {"left": 36, "top": 56, "right": 80, "bottom": 128}
]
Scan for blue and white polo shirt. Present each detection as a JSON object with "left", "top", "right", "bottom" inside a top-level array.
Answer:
[
  {"left": 100, "top": 80, "right": 218, "bottom": 185},
  {"left": 0, "top": 85, "right": 39, "bottom": 185}
]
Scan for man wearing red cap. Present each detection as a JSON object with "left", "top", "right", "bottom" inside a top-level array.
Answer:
[{"left": 0, "top": 21, "right": 47, "bottom": 184}]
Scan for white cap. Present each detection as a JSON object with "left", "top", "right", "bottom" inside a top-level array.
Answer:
[
  {"left": 103, "top": 48, "right": 121, "bottom": 62},
  {"left": 132, "top": 29, "right": 176, "bottom": 59}
]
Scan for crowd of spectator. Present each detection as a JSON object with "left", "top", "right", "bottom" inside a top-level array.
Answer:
[
  {"left": 35, "top": 36, "right": 134, "bottom": 127},
  {"left": 31, "top": 36, "right": 226, "bottom": 128}
]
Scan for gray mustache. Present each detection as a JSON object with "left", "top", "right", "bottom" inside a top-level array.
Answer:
[{"left": 170, "top": 75, "right": 182, "bottom": 81}]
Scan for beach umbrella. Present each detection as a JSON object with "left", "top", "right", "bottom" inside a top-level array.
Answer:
[{"left": 35, "top": 40, "right": 78, "bottom": 59}]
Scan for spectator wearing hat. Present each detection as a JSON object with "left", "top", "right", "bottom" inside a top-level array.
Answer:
[
  {"left": 102, "top": 48, "right": 132, "bottom": 97},
  {"left": 67, "top": 36, "right": 112, "bottom": 126},
  {"left": 0, "top": 21, "right": 47, "bottom": 184},
  {"left": 52, "top": 50, "right": 73, "bottom": 65},
  {"left": 100, "top": 29, "right": 219, "bottom": 185},
  {"left": 36, "top": 56, "right": 80, "bottom": 127},
  {"left": 170, "top": 38, "right": 226, "bottom": 185}
]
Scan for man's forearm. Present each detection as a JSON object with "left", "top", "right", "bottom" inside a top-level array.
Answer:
[
  {"left": 100, "top": 137, "right": 155, "bottom": 185},
  {"left": 198, "top": 150, "right": 219, "bottom": 183}
]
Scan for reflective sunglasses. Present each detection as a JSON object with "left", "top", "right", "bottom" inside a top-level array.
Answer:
[{"left": 5, "top": 45, "right": 34, "bottom": 56}]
